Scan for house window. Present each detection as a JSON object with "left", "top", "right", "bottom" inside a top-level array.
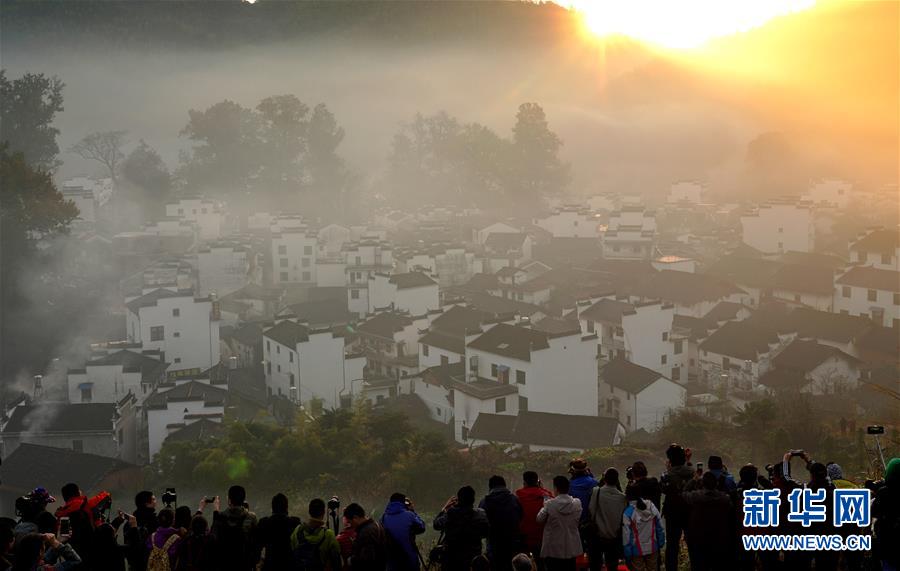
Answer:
[
  {"left": 777, "top": 242, "right": 783, "bottom": 250},
  {"left": 440, "top": 355, "right": 449, "bottom": 366},
  {"left": 516, "top": 370, "right": 526, "bottom": 385},
  {"left": 491, "top": 364, "right": 498, "bottom": 377},
  {"left": 883, "top": 253, "right": 892, "bottom": 265},
  {"left": 266, "top": 362, "right": 272, "bottom": 374},
  {"left": 173, "top": 332, "right": 180, "bottom": 338},
  {"left": 267, "top": 340, "right": 271, "bottom": 352},
  {"left": 587, "top": 320, "right": 595, "bottom": 333},
  {"left": 495, "top": 397, "right": 506, "bottom": 413},
  {"left": 723, "top": 357, "right": 731, "bottom": 369},
  {"left": 778, "top": 227, "right": 783, "bottom": 233},
  {"left": 72, "top": 440, "right": 83, "bottom": 453},
  {"left": 174, "top": 357, "right": 181, "bottom": 364},
  {"left": 280, "top": 258, "right": 288, "bottom": 268},
  {"left": 201, "top": 208, "right": 207, "bottom": 214},
  {"left": 661, "top": 354, "right": 667, "bottom": 365},
  {"left": 519, "top": 396, "right": 529, "bottom": 411},
  {"left": 662, "top": 332, "right": 669, "bottom": 341},
  {"left": 177, "top": 208, "right": 184, "bottom": 215},
  {"left": 277, "top": 364, "right": 281, "bottom": 372},
  {"left": 794, "top": 294, "right": 801, "bottom": 302},
  {"left": 674, "top": 340, "right": 683, "bottom": 354},
  {"left": 672, "top": 367, "right": 681, "bottom": 381},
  {"left": 150, "top": 326, "right": 164, "bottom": 341},
  {"left": 289, "top": 352, "right": 294, "bottom": 363},
  {"left": 278, "top": 245, "right": 287, "bottom": 255},
  {"left": 626, "top": 415, "right": 631, "bottom": 427},
  {"left": 81, "top": 386, "right": 92, "bottom": 403},
  {"left": 280, "top": 272, "right": 288, "bottom": 282},
  {"left": 894, "top": 293, "right": 900, "bottom": 306},
  {"left": 289, "top": 373, "right": 295, "bottom": 388},
  {"left": 840, "top": 310, "right": 849, "bottom": 315},
  {"left": 355, "top": 256, "right": 362, "bottom": 266},
  {"left": 422, "top": 345, "right": 429, "bottom": 356},
  {"left": 276, "top": 345, "right": 280, "bottom": 354},
  {"left": 302, "top": 258, "right": 310, "bottom": 268},
  {"left": 893, "top": 318, "right": 899, "bottom": 329},
  {"left": 302, "top": 272, "right": 311, "bottom": 282},
  {"left": 689, "top": 358, "right": 695, "bottom": 366},
  {"left": 868, "top": 289, "right": 877, "bottom": 302},
  {"left": 172, "top": 308, "right": 180, "bottom": 317},
  {"left": 351, "top": 290, "right": 360, "bottom": 299},
  {"left": 842, "top": 286, "right": 851, "bottom": 298},
  {"left": 606, "top": 400, "right": 613, "bottom": 414}
]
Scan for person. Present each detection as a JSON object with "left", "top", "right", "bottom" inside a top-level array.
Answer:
[
  {"left": 587, "top": 468, "right": 626, "bottom": 571},
  {"left": 125, "top": 491, "right": 159, "bottom": 571},
  {"left": 211, "top": 485, "right": 259, "bottom": 571},
  {"left": 291, "top": 498, "right": 342, "bottom": 571},
  {"left": 826, "top": 463, "right": 857, "bottom": 489},
  {"left": 13, "top": 487, "right": 58, "bottom": 540},
  {"left": 92, "top": 520, "right": 127, "bottom": 571},
  {"left": 735, "top": 465, "right": 776, "bottom": 571},
  {"left": 515, "top": 471, "right": 553, "bottom": 559},
  {"left": 343, "top": 503, "right": 387, "bottom": 570},
  {"left": 0, "top": 523, "right": 16, "bottom": 569},
  {"left": 12, "top": 532, "right": 81, "bottom": 571},
  {"left": 479, "top": 475, "right": 523, "bottom": 569},
  {"left": 433, "top": 486, "right": 490, "bottom": 571},
  {"left": 684, "top": 472, "right": 733, "bottom": 571},
  {"left": 175, "top": 515, "right": 217, "bottom": 571},
  {"left": 621, "top": 486, "right": 664, "bottom": 571},
  {"left": 175, "top": 507, "right": 193, "bottom": 534},
  {"left": 567, "top": 459, "right": 598, "bottom": 525},
  {"left": 624, "top": 463, "right": 660, "bottom": 512},
  {"left": 705, "top": 456, "right": 736, "bottom": 494},
  {"left": 335, "top": 514, "right": 357, "bottom": 570},
  {"left": 660, "top": 444, "right": 694, "bottom": 571},
  {"left": 54, "top": 482, "right": 110, "bottom": 567},
  {"left": 872, "top": 457, "right": 900, "bottom": 571},
  {"left": 537, "top": 476, "right": 583, "bottom": 571},
  {"left": 380, "top": 493, "right": 426, "bottom": 571},
  {"left": 256, "top": 493, "right": 300, "bottom": 571},
  {"left": 148, "top": 508, "right": 182, "bottom": 570},
  {"left": 511, "top": 553, "right": 537, "bottom": 571},
  {"left": 470, "top": 554, "right": 491, "bottom": 571},
  {"left": 781, "top": 451, "right": 837, "bottom": 571}
]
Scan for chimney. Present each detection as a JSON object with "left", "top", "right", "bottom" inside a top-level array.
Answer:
[
  {"left": 228, "top": 356, "right": 238, "bottom": 370},
  {"left": 33, "top": 375, "right": 43, "bottom": 400}
]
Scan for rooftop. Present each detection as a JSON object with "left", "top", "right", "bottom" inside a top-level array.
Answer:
[
  {"left": 836, "top": 266, "right": 900, "bottom": 293},
  {"left": 3, "top": 403, "right": 117, "bottom": 434},
  {"left": 469, "top": 411, "right": 621, "bottom": 450},
  {"left": 699, "top": 320, "right": 781, "bottom": 361},
  {"left": 264, "top": 320, "right": 310, "bottom": 347},
  {"left": 388, "top": 272, "right": 437, "bottom": 289},
  {"left": 580, "top": 298, "right": 633, "bottom": 324},
  {"left": 467, "top": 323, "right": 558, "bottom": 362},
  {"left": 82, "top": 350, "right": 168, "bottom": 382},
  {"left": 634, "top": 270, "right": 745, "bottom": 306},
  {"left": 484, "top": 232, "right": 528, "bottom": 253},
  {"left": 772, "top": 339, "right": 859, "bottom": 373},
  {"left": 0, "top": 443, "right": 137, "bottom": 496},
  {"left": 125, "top": 288, "right": 194, "bottom": 313},
  {"left": 356, "top": 311, "right": 413, "bottom": 340},
  {"left": 145, "top": 380, "right": 228, "bottom": 409},
  {"left": 851, "top": 229, "right": 899, "bottom": 253},
  {"left": 599, "top": 357, "right": 665, "bottom": 394}
]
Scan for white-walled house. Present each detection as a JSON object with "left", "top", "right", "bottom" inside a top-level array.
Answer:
[
  {"left": 740, "top": 201, "right": 814, "bottom": 254},
  {"left": 598, "top": 358, "right": 686, "bottom": 432},
  {"left": 197, "top": 240, "right": 256, "bottom": 297},
  {"left": 758, "top": 340, "right": 861, "bottom": 395},
  {"left": 262, "top": 320, "right": 362, "bottom": 409},
  {"left": 418, "top": 305, "right": 494, "bottom": 368},
  {"left": 848, "top": 228, "right": 898, "bottom": 271},
  {"left": 602, "top": 207, "right": 657, "bottom": 260},
  {"left": 533, "top": 207, "right": 602, "bottom": 238},
  {"left": 0, "top": 403, "right": 118, "bottom": 459},
  {"left": 368, "top": 272, "right": 440, "bottom": 315},
  {"left": 272, "top": 229, "right": 318, "bottom": 286},
  {"left": 125, "top": 289, "right": 221, "bottom": 371},
  {"left": 355, "top": 311, "right": 426, "bottom": 382},
  {"left": 317, "top": 224, "right": 352, "bottom": 256},
  {"left": 61, "top": 177, "right": 113, "bottom": 225},
  {"left": 165, "top": 198, "right": 227, "bottom": 240},
  {"left": 468, "top": 411, "right": 625, "bottom": 452},
  {"left": 667, "top": 181, "right": 705, "bottom": 204},
  {"left": 577, "top": 297, "right": 676, "bottom": 378},
  {"left": 698, "top": 320, "right": 795, "bottom": 390},
  {"left": 633, "top": 270, "right": 751, "bottom": 318},
  {"left": 394, "top": 244, "right": 478, "bottom": 288},
  {"left": 482, "top": 233, "right": 533, "bottom": 272},
  {"left": 144, "top": 381, "right": 226, "bottom": 459},
  {"left": 345, "top": 239, "right": 394, "bottom": 316},
  {"left": 652, "top": 256, "right": 696, "bottom": 273},
  {"left": 802, "top": 179, "right": 853, "bottom": 209},
  {"left": 476, "top": 222, "right": 520, "bottom": 245},
  {"left": 834, "top": 266, "right": 900, "bottom": 328},
  {"left": 67, "top": 349, "right": 168, "bottom": 404}
]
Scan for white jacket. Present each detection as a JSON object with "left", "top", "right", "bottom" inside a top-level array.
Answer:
[{"left": 537, "top": 493, "right": 584, "bottom": 559}]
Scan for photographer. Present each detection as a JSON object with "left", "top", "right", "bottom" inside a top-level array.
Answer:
[
  {"left": 54, "top": 482, "right": 111, "bottom": 566},
  {"left": 343, "top": 503, "right": 387, "bottom": 571},
  {"left": 872, "top": 457, "right": 900, "bottom": 571},
  {"left": 624, "top": 462, "right": 661, "bottom": 512},
  {"left": 433, "top": 486, "right": 489, "bottom": 571},
  {"left": 256, "top": 493, "right": 299, "bottom": 571},
  {"left": 210, "top": 486, "right": 259, "bottom": 571},
  {"left": 124, "top": 491, "right": 159, "bottom": 571},
  {"left": 683, "top": 472, "right": 734, "bottom": 571},
  {"left": 735, "top": 464, "right": 776, "bottom": 571},
  {"left": 660, "top": 444, "right": 694, "bottom": 571},
  {"left": 478, "top": 476, "right": 523, "bottom": 571},
  {"left": 11, "top": 532, "right": 81, "bottom": 571},
  {"left": 515, "top": 471, "right": 554, "bottom": 559},
  {"left": 290, "top": 498, "right": 341, "bottom": 571},
  {"left": 381, "top": 493, "right": 425, "bottom": 571},
  {"left": 13, "top": 487, "right": 57, "bottom": 539}
]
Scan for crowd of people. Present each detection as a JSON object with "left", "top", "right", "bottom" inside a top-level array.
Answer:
[{"left": 2, "top": 444, "right": 897, "bottom": 571}]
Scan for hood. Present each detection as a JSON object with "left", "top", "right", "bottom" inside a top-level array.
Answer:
[
  {"left": 552, "top": 494, "right": 580, "bottom": 515},
  {"left": 597, "top": 485, "right": 623, "bottom": 497},
  {"left": 629, "top": 501, "right": 656, "bottom": 522},
  {"left": 885, "top": 457, "right": 900, "bottom": 487},
  {"left": 384, "top": 500, "right": 409, "bottom": 516}
]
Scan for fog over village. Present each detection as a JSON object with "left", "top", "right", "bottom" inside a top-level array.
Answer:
[{"left": 0, "top": 1, "right": 897, "bottom": 569}]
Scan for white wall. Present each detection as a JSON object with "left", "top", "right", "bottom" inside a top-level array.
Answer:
[
  {"left": 667, "top": 182, "right": 704, "bottom": 204},
  {"left": 316, "top": 261, "right": 346, "bottom": 287},
  {"left": 67, "top": 366, "right": 144, "bottom": 405},
  {"left": 534, "top": 210, "right": 601, "bottom": 238},
  {"left": 147, "top": 400, "right": 224, "bottom": 459},
  {"left": 833, "top": 283, "right": 899, "bottom": 328},
  {"left": 621, "top": 303, "right": 675, "bottom": 376},
  {"left": 129, "top": 295, "right": 220, "bottom": 370},
  {"left": 741, "top": 203, "right": 814, "bottom": 254},
  {"left": 165, "top": 199, "right": 225, "bottom": 240},
  {"left": 198, "top": 246, "right": 250, "bottom": 297},
  {"left": 272, "top": 231, "right": 318, "bottom": 285},
  {"left": 476, "top": 222, "right": 519, "bottom": 244}
]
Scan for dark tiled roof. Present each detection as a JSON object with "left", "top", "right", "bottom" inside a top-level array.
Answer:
[
  {"left": 164, "top": 418, "right": 225, "bottom": 444},
  {"left": 419, "top": 330, "right": 465, "bottom": 354},
  {"left": 223, "top": 283, "right": 283, "bottom": 301},
  {"left": 699, "top": 320, "right": 780, "bottom": 361},
  {"left": 85, "top": 350, "right": 168, "bottom": 382},
  {"left": 125, "top": 288, "right": 189, "bottom": 313},
  {"left": 533, "top": 237, "right": 603, "bottom": 267},
  {"left": 705, "top": 256, "right": 781, "bottom": 289},
  {"left": 580, "top": 299, "right": 633, "bottom": 324},
  {"left": 3, "top": 403, "right": 116, "bottom": 434},
  {"left": 467, "top": 323, "right": 552, "bottom": 362},
  {"left": 532, "top": 316, "right": 581, "bottom": 335},
  {"left": 285, "top": 298, "right": 354, "bottom": 326},
  {"left": 780, "top": 251, "right": 847, "bottom": 270},
  {"left": 229, "top": 322, "right": 266, "bottom": 346},
  {"left": 773, "top": 340, "right": 859, "bottom": 373},
  {"left": 703, "top": 301, "right": 746, "bottom": 324},
  {"left": 264, "top": 320, "right": 310, "bottom": 347},
  {"left": 758, "top": 368, "right": 809, "bottom": 390},
  {"left": 431, "top": 305, "right": 491, "bottom": 336},
  {"left": 749, "top": 305, "right": 873, "bottom": 344},
  {"left": 461, "top": 292, "right": 543, "bottom": 318},
  {"left": 495, "top": 266, "right": 525, "bottom": 278},
  {"left": 389, "top": 272, "right": 437, "bottom": 289},
  {"left": 851, "top": 229, "right": 899, "bottom": 253},
  {"left": 484, "top": 233, "right": 528, "bottom": 252},
  {"left": 635, "top": 271, "right": 745, "bottom": 306},
  {"left": 773, "top": 264, "right": 834, "bottom": 294},
  {"left": 599, "top": 357, "right": 664, "bottom": 394},
  {"left": 856, "top": 326, "right": 900, "bottom": 366},
  {"left": 145, "top": 381, "right": 228, "bottom": 409},
  {"left": 450, "top": 377, "right": 519, "bottom": 399},
  {"left": 672, "top": 315, "right": 715, "bottom": 339},
  {"left": 0, "top": 443, "right": 136, "bottom": 495},
  {"left": 469, "top": 411, "right": 621, "bottom": 449},
  {"left": 226, "top": 366, "right": 268, "bottom": 407},
  {"left": 420, "top": 362, "right": 466, "bottom": 388},
  {"left": 836, "top": 266, "right": 900, "bottom": 293},
  {"left": 356, "top": 312, "right": 413, "bottom": 340}
]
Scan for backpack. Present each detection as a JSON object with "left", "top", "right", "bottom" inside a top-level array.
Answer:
[
  {"left": 147, "top": 532, "right": 179, "bottom": 571},
  {"left": 293, "top": 529, "right": 326, "bottom": 571}
]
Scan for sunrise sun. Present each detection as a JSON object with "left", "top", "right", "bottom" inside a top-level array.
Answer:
[{"left": 569, "top": 0, "right": 817, "bottom": 49}]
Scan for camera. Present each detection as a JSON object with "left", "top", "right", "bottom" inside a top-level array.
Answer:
[
  {"left": 789, "top": 449, "right": 805, "bottom": 457},
  {"left": 162, "top": 488, "right": 177, "bottom": 508},
  {"left": 867, "top": 425, "right": 885, "bottom": 435},
  {"left": 15, "top": 495, "right": 44, "bottom": 519},
  {"left": 625, "top": 466, "right": 634, "bottom": 481},
  {"left": 203, "top": 496, "right": 217, "bottom": 503},
  {"left": 327, "top": 496, "right": 340, "bottom": 512}
]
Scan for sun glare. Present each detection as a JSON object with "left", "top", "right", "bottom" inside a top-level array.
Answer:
[{"left": 569, "top": 0, "right": 817, "bottom": 49}]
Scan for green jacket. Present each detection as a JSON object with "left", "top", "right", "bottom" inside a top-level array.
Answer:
[{"left": 290, "top": 520, "right": 343, "bottom": 570}]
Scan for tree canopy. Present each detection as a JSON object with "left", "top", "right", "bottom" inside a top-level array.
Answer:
[{"left": 0, "top": 71, "right": 65, "bottom": 170}]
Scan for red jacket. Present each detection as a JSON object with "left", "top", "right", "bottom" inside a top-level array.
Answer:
[
  {"left": 515, "top": 485, "right": 553, "bottom": 549},
  {"left": 55, "top": 491, "right": 111, "bottom": 527}
]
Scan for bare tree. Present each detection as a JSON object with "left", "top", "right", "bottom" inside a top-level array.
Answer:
[{"left": 69, "top": 130, "right": 127, "bottom": 184}]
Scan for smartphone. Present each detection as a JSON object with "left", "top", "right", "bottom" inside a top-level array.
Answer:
[
  {"left": 58, "top": 517, "right": 71, "bottom": 539},
  {"left": 696, "top": 462, "right": 703, "bottom": 472},
  {"left": 790, "top": 449, "right": 805, "bottom": 457},
  {"left": 867, "top": 425, "right": 885, "bottom": 435}
]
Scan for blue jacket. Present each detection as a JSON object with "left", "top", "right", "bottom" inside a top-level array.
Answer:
[
  {"left": 708, "top": 468, "right": 737, "bottom": 492},
  {"left": 570, "top": 475, "right": 599, "bottom": 521},
  {"left": 622, "top": 501, "right": 664, "bottom": 559},
  {"left": 381, "top": 501, "right": 426, "bottom": 571}
]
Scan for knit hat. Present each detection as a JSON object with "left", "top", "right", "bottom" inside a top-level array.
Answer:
[
  {"left": 569, "top": 458, "right": 588, "bottom": 474},
  {"left": 31, "top": 487, "right": 56, "bottom": 504},
  {"left": 826, "top": 463, "right": 843, "bottom": 481}
]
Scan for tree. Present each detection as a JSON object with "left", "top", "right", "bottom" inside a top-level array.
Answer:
[
  {"left": 121, "top": 140, "right": 172, "bottom": 219},
  {"left": 0, "top": 146, "right": 78, "bottom": 377},
  {"left": 256, "top": 94, "right": 309, "bottom": 201},
  {"left": 507, "top": 102, "right": 570, "bottom": 207},
  {"left": 306, "top": 103, "right": 350, "bottom": 216},
  {"left": 0, "top": 71, "right": 65, "bottom": 170},
  {"left": 69, "top": 130, "right": 127, "bottom": 184}
]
